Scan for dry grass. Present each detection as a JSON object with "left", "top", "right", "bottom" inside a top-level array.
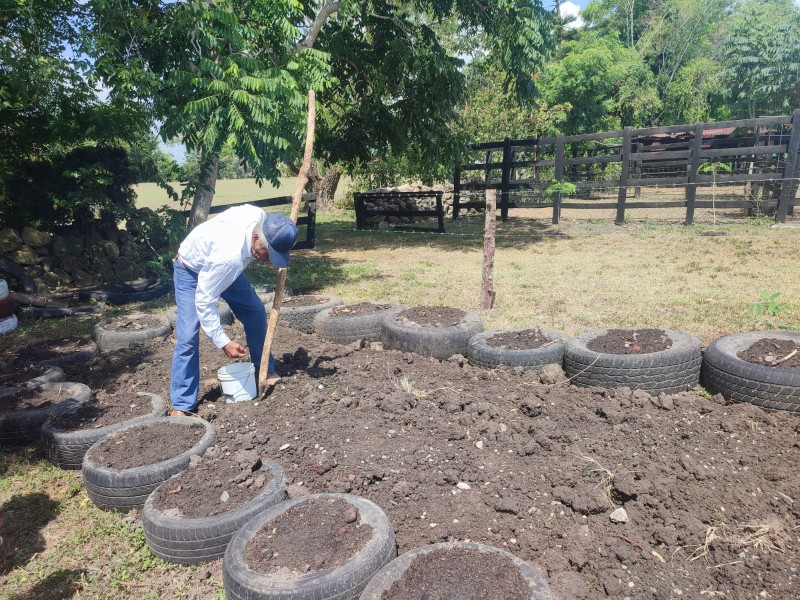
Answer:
[{"left": 290, "top": 206, "right": 800, "bottom": 345}]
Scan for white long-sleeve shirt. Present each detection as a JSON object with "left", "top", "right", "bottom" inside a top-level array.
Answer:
[{"left": 177, "top": 204, "right": 265, "bottom": 349}]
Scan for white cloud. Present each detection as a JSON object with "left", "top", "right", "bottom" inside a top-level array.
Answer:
[{"left": 560, "top": 1, "right": 584, "bottom": 29}]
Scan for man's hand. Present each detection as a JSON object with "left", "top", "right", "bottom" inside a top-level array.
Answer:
[{"left": 223, "top": 341, "right": 247, "bottom": 359}]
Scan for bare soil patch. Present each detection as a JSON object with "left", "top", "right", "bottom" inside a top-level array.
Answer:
[
  {"left": 243, "top": 497, "right": 372, "bottom": 574},
  {"left": 15, "top": 319, "right": 800, "bottom": 599},
  {"left": 47, "top": 391, "right": 153, "bottom": 430},
  {"left": 87, "top": 422, "right": 205, "bottom": 469},
  {"left": 12, "top": 336, "right": 95, "bottom": 365},
  {"left": 586, "top": 328, "right": 672, "bottom": 354},
  {"left": 0, "top": 364, "right": 50, "bottom": 386},
  {"left": 486, "top": 329, "right": 553, "bottom": 350},
  {"left": 99, "top": 314, "right": 165, "bottom": 331},
  {"left": 398, "top": 306, "right": 466, "bottom": 327},
  {"left": 738, "top": 338, "right": 800, "bottom": 369},
  {"left": 0, "top": 386, "right": 69, "bottom": 412},
  {"left": 381, "top": 546, "right": 532, "bottom": 600},
  {"left": 151, "top": 449, "right": 273, "bottom": 518},
  {"left": 330, "top": 302, "right": 392, "bottom": 317},
  {"left": 283, "top": 295, "right": 329, "bottom": 307}
]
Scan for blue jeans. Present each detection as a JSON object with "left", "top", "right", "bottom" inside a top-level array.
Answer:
[{"left": 170, "top": 261, "right": 272, "bottom": 412}]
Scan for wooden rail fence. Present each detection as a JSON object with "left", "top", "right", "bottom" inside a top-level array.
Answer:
[
  {"left": 454, "top": 110, "right": 800, "bottom": 224},
  {"left": 182, "top": 193, "right": 317, "bottom": 249},
  {"left": 354, "top": 191, "right": 446, "bottom": 233}
]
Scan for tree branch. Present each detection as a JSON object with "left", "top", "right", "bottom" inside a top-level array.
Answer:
[{"left": 298, "top": 0, "right": 341, "bottom": 50}]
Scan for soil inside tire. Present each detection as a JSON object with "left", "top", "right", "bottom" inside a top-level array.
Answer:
[
  {"left": 398, "top": 306, "right": 466, "bottom": 327},
  {"left": 47, "top": 392, "right": 154, "bottom": 430},
  {"left": 381, "top": 547, "right": 532, "bottom": 600},
  {"left": 100, "top": 315, "right": 165, "bottom": 331},
  {"left": 486, "top": 329, "right": 554, "bottom": 350},
  {"left": 585, "top": 328, "right": 672, "bottom": 354},
  {"left": 0, "top": 386, "right": 73, "bottom": 412},
  {"left": 152, "top": 450, "right": 274, "bottom": 518},
  {"left": 243, "top": 497, "right": 372, "bottom": 575},
  {"left": 12, "top": 337, "right": 94, "bottom": 365},
  {"left": 87, "top": 422, "right": 206, "bottom": 469},
  {"left": 282, "top": 295, "right": 329, "bottom": 307},
  {"left": 737, "top": 338, "right": 800, "bottom": 369},
  {"left": 0, "top": 364, "right": 51, "bottom": 386},
  {"left": 330, "top": 302, "right": 392, "bottom": 317}
]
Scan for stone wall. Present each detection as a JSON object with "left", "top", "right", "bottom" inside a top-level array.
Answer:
[{"left": 0, "top": 208, "right": 167, "bottom": 292}]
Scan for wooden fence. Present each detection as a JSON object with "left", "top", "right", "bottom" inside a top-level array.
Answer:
[
  {"left": 182, "top": 193, "right": 317, "bottom": 249},
  {"left": 354, "top": 191, "right": 446, "bottom": 233},
  {"left": 454, "top": 110, "right": 800, "bottom": 224}
]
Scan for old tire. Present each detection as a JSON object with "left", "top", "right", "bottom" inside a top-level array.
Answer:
[
  {"left": 468, "top": 328, "right": 570, "bottom": 371},
  {"left": 223, "top": 493, "right": 396, "bottom": 600},
  {"left": 381, "top": 309, "right": 483, "bottom": 360},
  {"left": 703, "top": 331, "right": 800, "bottom": 413},
  {"left": 41, "top": 392, "right": 168, "bottom": 470},
  {"left": 254, "top": 284, "right": 292, "bottom": 305},
  {"left": 36, "top": 341, "right": 99, "bottom": 368},
  {"left": 360, "top": 541, "right": 555, "bottom": 600},
  {"left": 82, "top": 416, "right": 215, "bottom": 512},
  {"left": 0, "top": 382, "right": 93, "bottom": 446},
  {"left": 280, "top": 295, "right": 343, "bottom": 334},
  {"left": 143, "top": 459, "right": 287, "bottom": 564},
  {"left": 78, "top": 278, "right": 172, "bottom": 305},
  {"left": 93, "top": 313, "right": 172, "bottom": 353},
  {"left": 564, "top": 328, "right": 702, "bottom": 394},
  {"left": 313, "top": 303, "right": 404, "bottom": 345},
  {"left": 0, "top": 258, "right": 36, "bottom": 294},
  {"left": 18, "top": 304, "right": 100, "bottom": 319},
  {"left": 166, "top": 301, "right": 233, "bottom": 328},
  {"left": 1, "top": 365, "right": 66, "bottom": 388}
]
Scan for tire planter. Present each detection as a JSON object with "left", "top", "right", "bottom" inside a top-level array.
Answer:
[
  {"left": 93, "top": 313, "right": 172, "bottom": 353},
  {"left": 563, "top": 328, "right": 702, "bottom": 394},
  {"left": 254, "top": 284, "right": 293, "bottom": 305},
  {"left": 0, "top": 258, "right": 36, "bottom": 294},
  {"left": 0, "top": 382, "right": 93, "bottom": 446},
  {"left": 468, "top": 328, "right": 570, "bottom": 371},
  {"left": 82, "top": 416, "right": 216, "bottom": 512},
  {"left": 37, "top": 341, "right": 99, "bottom": 369},
  {"left": 280, "top": 294, "right": 344, "bottom": 334},
  {"left": 360, "top": 541, "right": 555, "bottom": 600},
  {"left": 143, "top": 459, "right": 287, "bottom": 564},
  {"left": 166, "top": 301, "right": 234, "bottom": 328},
  {"left": 0, "top": 365, "right": 65, "bottom": 390},
  {"left": 703, "top": 331, "right": 800, "bottom": 413},
  {"left": 41, "top": 392, "right": 168, "bottom": 470},
  {"left": 19, "top": 304, "right": 100, "bottom": 319},
  {"left": 78, "top": 278, "right": 172, "bottom": 305},
  {"left": 381, "top": 308, "right": 483, "bottom": 360},
  {"left": 313, "top": 303, "right": 404, "bottom": 345},
  {"left": 223, "top": 493, "right": 396, "bottom": 600}
]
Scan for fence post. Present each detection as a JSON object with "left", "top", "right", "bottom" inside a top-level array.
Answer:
[
  {"left": 481, "top": 189, "right": 497, "bottom": 310},
  {"left": 615, "top": 126, "right": 632, "bottom": 225},
  {"left": 306, "top": 195, "right": 317, "bottom": 248},
  {"left": 684, "top": 122, "right": 705, "bottom": 225},
  {"left": 553, "top": 133, "right": 565, "bottom": 225},
  {"left": 436, "top": 193, "right": 445, "bottom": 233},
  {"left": 777, "top": 108, "right": 800, "bottom": 223},
  {"left": 354, "top": 194, "right": 365, "bottom": 230},
  {"left": 500, "top": 137, "right": 512, "bottom": 222},
  {"left": 453, "top": 166, "right": 461, "bottom": 220}
]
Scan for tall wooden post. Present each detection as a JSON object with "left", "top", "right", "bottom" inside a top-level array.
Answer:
[
  {"left": 553, "top": 134, "right": 565, "bottom": 225},
  {"left": 500, "top": 137, "right": 512, "bottom": 222},
  {"left": 777, "top": 109, "right": 800, "bottom": 223},
  {"left": 481, "top": 189, "right": 497, "bottom": 310},
  {"left": 615, "top": 127, "right": 632, "bottom": 225},
  {"left": 684, "top": 122, "right": 705, "bottom": 225},
  {"left": 453, "top": 167, "right": 462, "bottom": 220}
]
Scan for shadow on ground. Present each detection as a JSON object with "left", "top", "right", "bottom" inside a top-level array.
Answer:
[
  {"left": 7, "top": 568, "right": 86, "bottom": 600},
  {"left": 0, "top": 492, "right": 60, "bottom": 577}
]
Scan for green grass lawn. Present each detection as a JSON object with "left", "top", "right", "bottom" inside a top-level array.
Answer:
[{"left": 133, "top": 177, "right": 352, "bottom": 212}]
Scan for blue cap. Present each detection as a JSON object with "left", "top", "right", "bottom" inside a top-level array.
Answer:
[{"left": 262, "top": 213, "right": 298, "bottom": 268}]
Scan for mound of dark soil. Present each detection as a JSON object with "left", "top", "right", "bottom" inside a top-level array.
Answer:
[
  {"left": 398, "top": 306, "right": 465, "bottom": 327},
  {"left": 47, "top": 391, "right": 153, "bottom": 431},
  {"left": 0, "top": 364, "right": 50, "bottom": 386},
  {"left": 738, "top": 338, "right": 800, "bottom": 369},
  {"left": 13, "top": 337, "right": 95, "bottom": 365},
  {"left": 283, "top": 296, "right": 329, "bottom": 307},
  {"left": 88, "top": 422, "right": 206, "bottom": 469},
  {"left": 587, "top": 328, "right": 672, "bottom": 354},
  {"left": 330, "top": 302, "right": 392, "bottom": 317},
  {"left": 486, "top": 329, "right": 553, "bottom": 350}
]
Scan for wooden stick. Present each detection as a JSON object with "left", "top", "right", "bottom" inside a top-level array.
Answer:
[
  {"left": 258, "top": 90, "right": 316, "bottom": 396},
  {"left": 480, "top": 189, "right": 496, "bottom": 310}
]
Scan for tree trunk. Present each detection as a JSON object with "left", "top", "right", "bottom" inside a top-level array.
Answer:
[
  {"left": 188, "top": 155, "right": 220, "bottom": 231},
  {"left": 302, "top": 160, "right": 342, "bottom": 209}
]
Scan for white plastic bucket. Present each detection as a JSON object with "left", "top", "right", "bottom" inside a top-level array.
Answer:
[{"left": 217, "top": 362, "right": 256, "bottom": 403}]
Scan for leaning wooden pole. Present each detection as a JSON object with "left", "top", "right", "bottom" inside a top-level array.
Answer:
[
  {"left": 259, "top": 89, "right": 316, "bottom": 396},
  {"left": 480, "top": 189, "right": 497, "bottom": 310}
]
